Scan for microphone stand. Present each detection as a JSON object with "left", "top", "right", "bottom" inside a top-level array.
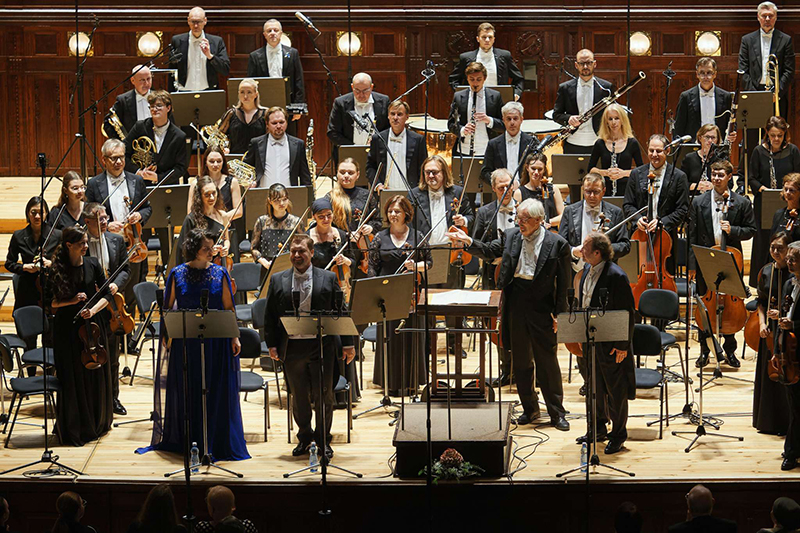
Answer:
[{"left": 661, "top": 61, "right": 676, "bottom": 137}]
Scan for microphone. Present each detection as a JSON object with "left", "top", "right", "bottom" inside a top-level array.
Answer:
[
  {"left": 200, "top": 289, "right": 209, "bottom": 316},
  {"left": 532, "top": 135, "right": 553, "bottom": 155},
  {"left": 292, "top": 290, "right": 301, "bottom": 317},
  {"left": 664, "top": 135, "right": 693, "bottom": 152},
  {"left": 598, "top": 288, "right": 609, "bottom": 313},
  {"left": 422, "top": 60, "right": 436, "bottom": 78},
  {"left": 348, "top": 109, "right": 370, "bottom": 131},
  {"left": 295, "top": 12, "right": 320, "bottom": 34}
]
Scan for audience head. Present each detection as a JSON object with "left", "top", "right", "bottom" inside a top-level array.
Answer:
[
  {"left": 215, "top": 515, "right": 246, "bottom": 533},
  {"left": 206, "top": 485, "right": 236, "bottom": 524},
  {"left": 686, "top": 484, "right": 714, "bottom": 518},
  {"left": 52, "top": 491, "right": 85, "bottom": 532},
  {"left": 772, "top": 497, "right": 800, "bottom": 530},
  {"left": 136, "top": 484, "right": 180, "bottom": 533},
  {"left": 614, "top": 501, "right": 643, "bottom": 533}
]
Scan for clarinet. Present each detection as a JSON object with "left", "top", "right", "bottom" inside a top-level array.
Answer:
[
  {"left": 468, "top": 89, "right": 478, "bottom": 156},
  {"left": 610, "top": 140, "right": 618, "bottom": 196},
  {"left": 770, "top": 150, "right": 777, "bottom": 189}
]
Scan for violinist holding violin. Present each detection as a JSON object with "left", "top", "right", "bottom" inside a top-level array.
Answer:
[
  {"left": 49, "top": 226, "right": 114, "bottom": 447},
  {"left": 251, "top": 183, "right": 302, "bottom": 284},
  {"left": 175, "top": 175, "right": 230, "bottom": 266},
  {"left": 690, "top": 160, "right": 756, "bottom": 368},
  {"left": 514, "top": 153, "right": 564, "bottom": 227},
  {"left": 770, "top": 173, "right": 800, "bottom": 243}
]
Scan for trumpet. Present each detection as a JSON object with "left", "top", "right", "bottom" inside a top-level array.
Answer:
[
  {"left": 191, "top": 107, "right": 234, "bottom": 153},
  {"left": 103, "top": 107, "right": 127, "bottom": 140},
  {"left": 767, "top": 54, "right": 780, "bottom": 117}
]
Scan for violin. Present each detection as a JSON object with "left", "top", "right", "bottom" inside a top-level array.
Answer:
[
  {"left": 79, "top": 312, "right": 108, "bottom": 370},
  {"left": 630, "top": 171, "right": 676, "bottom": 306},
  {"left": 352, "top": 207, "right": 372, "bottom": 275},
  {"left": 327, "top": 232, "right": 352, "bottom": 304},
  {"left": 769, "top": 293, "right": 800, "bottom": 385},
  {"left": 541, "top": 176, "right": 551, "bottom": 200},
  {"left": 786, "top": 209, "right": 799, "bottom": 233},
  {"left": 449, "top": 196, "right": 472, "bottom": 266},
  {"left": 122, "top": 196, "right": 148, "bottom": 263}
]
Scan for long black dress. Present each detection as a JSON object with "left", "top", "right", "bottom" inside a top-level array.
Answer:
[
  {"left": 46, "top": 204, "right": 84, "bottom": 231},
  {"left": 52, "top": 258, "right": 114, "bottom": 446},
  {"left": 587, "top": 137, "right": 643, "bottom": 196},
  {"left": 518, "top": 184, "right": 557, "bottom": 222},
  {"left": 226, "top": 108, "right": 266, "bottom": 155},
  {"left": 4, "top": 225, "right": 61, "bottom": 311},
  {"left": 368, "top": 227, "right": 431, "bottom": 395},
  {"left": 753, "top": 262, "right": 791, "bottom": 435}
]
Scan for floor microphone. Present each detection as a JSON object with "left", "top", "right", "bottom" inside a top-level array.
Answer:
[{"left": 292, "top": 290, "right": 301, "bottom": 317}]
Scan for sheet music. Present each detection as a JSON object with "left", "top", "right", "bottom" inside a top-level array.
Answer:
[{"left": 429, "top": 290, "right": 491, "bottom": 306}]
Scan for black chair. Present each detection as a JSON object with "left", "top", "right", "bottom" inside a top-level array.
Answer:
[
  {"left": 231, "top": 262, "right": 261, "bottom": 324},
  {"left": 638, "top": 289, "right": 685, "bottom": 382},
  {"left": 632, "top": 323, "right": 668, "bottom": 439},
  {"left": 250, "top": 297, "right": 284, "bottom": 409},
  {"left": 12, "top": 306, "right": 54, "bottom": 374},
  {"left": 239, "top": 239, "right": 252, "bottom": 255},
  {"left": 237, "top": 327, "right": 270, "bottom": 441},
  {"left": 130, "top": 281, "right": 161, "bottom": 385}
]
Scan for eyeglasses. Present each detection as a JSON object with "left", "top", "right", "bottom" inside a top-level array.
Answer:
[
  {"left": 584, "top": 189, "right": 603, "bottom": 196},
  {"left": 424, "top": 170, "right": 442, "bottom": 176},
  {"left": 702, "top": 134, "right": 718, "bottom": 141},
  {"left": 188, "top": 19, "right": 204, "bottom": 24},
  {"left": 576, "top": 61, "right": 595, "bottom": 67},
  {"left": 697, "top": 71, "right": 716, "bottom": 78},
  {"left": 105, "top": 155, "right": 125, "bottom": 162},
  {"left": 149, "top": 104, "right": 165, "bottom": 110}
]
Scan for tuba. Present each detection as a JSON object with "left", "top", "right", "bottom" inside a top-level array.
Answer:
[
  {"left": 767, "top": 54, "right": 780, "bottom": 117},
  {"left": 103, "top": 107, "right": 127, "bottom": 140},
  {"left": 306, "top": 119, "right": 317, "bottom": 192},
  {"left": 191, "top": 107, "right": 234, "bottom": 153}
]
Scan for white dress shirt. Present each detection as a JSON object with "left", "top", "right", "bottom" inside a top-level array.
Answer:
[
  {"left": 648, "top": 164, "right": 666, "bottom": 215},
  {"left": 760, "top": 29, "right": 773, "bottom": 86},
  {"left": 569, "top": 77, "right": 598, "bottom": 147},
  {"left": 460, "top": 89, "right": 492, "bottom": 156},
  {"left": 135, "top": 91, "right": 151, "bottom": 121},
  {"left": 505, "top": 131, "right": 521, "bottom": 176},
  {"left": 582, "top": 202, "right": 601, "bottom": 244},
  {"left": 353, "top": 94, "right": 375, "bottom": 145},
  {"left": 711, "top": 190, "right": 725, "bottom": 245},
  {"left": 88, "top": 233, "right": 110, "bottom": 272},
  {"left": 699, "top": 84, "right": 716, "bottom": 127},
  {"left": 386, "top": 128, "right": 407, "bottom": 190},
  {"left": 514, "top": 226, "right": 545, "bottom": 279},
  {"left": 582, "top": 261, "right": 606, "bottom": 308},
  {"left": 266, "top": 43, "right": 283, "bottom": 78},
  {"left": 428, "top": 188, "right": 448, "bottom": 245},
  {"left": 476, "top": 48, "right": 498, "bottom": 86},
  {"left": 153, "top": 122, "right": 169, "bottom": 152},
  {"left": 496, "top": 200, "right": 516, "bottom": 236},
  {"left": 289, "top": 266, "right": 316, "bottom": 339},
  {"left": 185, "top": 31, "right": 209, "bottom": 91},
  {"left": 106, "top": 171, "right": 130, "bottom": 223},
  {"left": 262, "top": 134, "right": 291, "bottom": 188}
]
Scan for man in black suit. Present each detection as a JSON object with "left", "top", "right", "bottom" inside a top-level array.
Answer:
[
  {"left": 553, "top": 49, "right": 614, "bottom": 155},
  {"left": 673, "top": 57, "right": 735, "bottom": 141},
  {"left": 84, "top": 202, "right": 131, "bottom": 416},
  {"left": 244, "top": 106, "right": 311, "bottom": 188},
  {"left": 738, "top": 1, "right": 794, "bottom": 118},
  {"left": 247, "top": 19, "right": 306, "bottom": 124},
  {"left": 366, "top": 100, "right": 427, "bottom": 191},
  {"left": 624, "top": 134, "right": 690, "bottom": 273},
  {"left": 264, "top": 234, "right": 356, "bottom": 458},
  {"left": 103, "top": 65, "right": 152, "bottom": 139},
  {"left": 472, "top": 168, "right": 517, "bottom": 385},
  {"left": 170, "top": 7, "right": 230, "bottom": 91},
  {"left": 668, "top": 484, "right": 737, "bottom": 533},
  {"left": 448, "top": 198, "right": 571, "bottom": 430},
  {"left": 691, "top": 160, "right": 756, "bottom": 369},
  {"left": 448, "top": 22, "right": 524, "bottom": 101},
  {"left": 447, "top": 62, "right": 505, "bottom": 157},
  {"left": 576, "top": 232, "right": 636, "bottom": 454},
  {"left": 87, "top": 139, "right": 152, "bottom": 318},
  {"left": 480, "top": 101, "right": 533, "bottom": 186},
  {"left": 328, "top": 72, "right": 390, "bottom": 164}
]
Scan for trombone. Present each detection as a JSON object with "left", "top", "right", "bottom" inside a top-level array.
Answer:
[{"left": 767, "top": 54, "right": 780, "bottom": 117}]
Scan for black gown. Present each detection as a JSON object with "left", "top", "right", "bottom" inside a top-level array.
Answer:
[
  {"left": 587, "top": 137, "right": 643, "bottom": 196},
  {"left": 226, "top": 108, "right": 266, "bottom": 155},
  {"left": 4, "top": 225, "right": 61, "bottom": 311},
  {"left": 368, "top": 228, "right": 430, "bottom": 395},
  {"left": 46, "top": 204, "right": 84, "bottom": 231},
  {"left": 518, "top": 184, "right": 557, "bottom": 223},
  {"left": 753, "top": 262, "right": 791, "bottom": 435},
  {"left": 52, "top": 258, "right": 114, "bottom": 446}
]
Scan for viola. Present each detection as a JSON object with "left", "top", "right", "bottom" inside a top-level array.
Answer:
[
  {"left": 108, "top": 292, "right": 135, "bottom": 335},
  {"left": 786, "top": 209, "right": 799, "bottom": 233},
  {"left": 330, "top": 234, "right": 352, "bottom": 304},
  {"left": 122, "top": 196, "right": 148, "bottom": 263},
  {"left": 449, "top": 196, "right": 472, "bottom": 266},
  {"left": 79, "top": 314, "right": 108, "bottom": 370},
  {"left": 351, "top": 207, "right": 372, "bottom": 275},
  {"left": 769, "top": 293, "right": 800, "bottom": 385}
]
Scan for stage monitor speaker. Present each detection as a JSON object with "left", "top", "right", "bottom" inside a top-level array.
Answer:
[{"left": 392, "top": 402, "right": 513, "bottom": 478}]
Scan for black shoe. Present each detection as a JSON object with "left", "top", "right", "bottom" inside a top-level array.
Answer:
[
  {"left": 604, "top": 440, "right": 625, "bottom": 455},
  {"left": 782, "top": 457, "right": 798, "bottom": 471},
  {"left": 517, "top": 410, "right": 541, "bottom": 425},
  {"left": 113, "top": 399, "right": 127, "bottom": 416},
  {"left": 579, "top": 384, "right": 587, "bottom": 397},
  {"left": 576, "top": 433, "right": 608, "bottom": 444},
  {"left": 724, "top": 352, "right": 741, "bottom": 368},
  {"left": 491, "top": 373, "right": 511, "bottom": 387},
  {"left": 324, "top": 445, "right": 334, "bottom": 460},
  {"left": 695, "top": 352, "right": 710, "bottom": 368},
  {"left": 292, "top": 442, "right": 310, "bottom": 457},
  {"left": 461, "top": 350, "right": 468, "bottom": 359},
  {"left": 551, "top": 416, "right": 570, "bottom": 431}
]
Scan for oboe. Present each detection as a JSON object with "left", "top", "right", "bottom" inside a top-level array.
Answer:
[{"left": 610, "top": 140, "right": 618, "bottom": 195}]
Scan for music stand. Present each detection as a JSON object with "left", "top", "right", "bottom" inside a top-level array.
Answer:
[
  {"left": 257, "top": 253, "right": 292, "bottom": 300},
  {"left": 227, "top": 77, "right": 288, "bottom": 109},
  {"left": 338, "top": 145, "right": 370, "bottom": 187},
  {"left": 667, "top": 143, "right": 700, "bottom": 169},
  {"left": 454, "top": 156, "right": 486, "bottom": 193},
  {"left": 380, "top": 189, "right": 409, "bottom": 227},
  {"left": 761, "top": 189, "right": 784, "bottom": 228},
  {"left": 162, "top": 308, "right": 244, "bottom": 478},
  {"left": 556, "top": 309, "right": 634, "bottom": 478},
  {"left": 350, "top": 273, "right": 416, "bottom": 420},
  {"left": 737, "top": 91, "right": 773, "bottom": 196},
  {"left": 147, "top": 184, "right": 190, "bottom": 280},
  {"left": 617, "top": 240, "right": 640, "bottom": 283},
  {"left": 552, "top": 154, "right": 589, "bottom": 203},
  {"left": 602, "top": 196, "right": 625, "bottom": 211},
  {"left": 456, "top": 85, "right": 514, "bottom": 104},
  {"left": 428, "top": 247, "right": 452, "bottom": 285}
]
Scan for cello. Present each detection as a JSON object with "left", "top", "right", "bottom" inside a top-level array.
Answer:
[
  {"left": 631, "top": 171, "right": 676, "bottom": 307},
  {"left": 769, "top": 293, "right": 800, "bottom": 385},
  {"left": 745, "top": 263, "right": 779, "bottom": 353}
]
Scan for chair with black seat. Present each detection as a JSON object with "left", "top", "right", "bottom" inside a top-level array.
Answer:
[
  {"left": 0, "top": 336, "right": 62, "bottom": 447},
  {"left": 130, "top": 281, "right": 161, "bottom": 385},
  {"left": 250, "top": 297, "right": 284, "bottom": 409},
  {"left": 632, "top": 323, "right": 668, "bottom": 439},
  {"left": 230, "top": 262, "right": 261, "bottom": 324},
  {"left": 12, "top": 306, "right": 54, "bottom": 375},
  {"left": 237, "top": 327, "right": 270, "bottom": 441},
  {"left": 637, "top": 288, "right": 685, "bottom": 382},
  {"left": 1, "top": 275, "right": 29, "bottom": 357}
]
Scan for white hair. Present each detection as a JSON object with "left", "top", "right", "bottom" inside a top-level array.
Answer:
[
  {"left": 501, "top": 101, "right": 524, "bottom": 118},
  {"left": 518, "top": 198, "right": 545, "bottom": 220},
  {"left": 758, "top": 2, "right": 777, "bottom": 13},
  {"left": 102, "top": 138, "right": 125, "bottom": 156},
  {"left": 352, "top": 72, "right": 373, "bottom": 85},
  {"left": 789, "top": 241, "right": 800, "bottom": 252}
]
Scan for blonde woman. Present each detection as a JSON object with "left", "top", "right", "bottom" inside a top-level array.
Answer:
[
  {"left": 587, "top": 103, "right": 643, "bottom": 196},
  {"left": 220, "top": 78, "right": 267, "bottom": 155}
]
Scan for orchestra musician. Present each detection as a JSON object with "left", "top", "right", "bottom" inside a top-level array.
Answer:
[
  {"left": 682, "top": 124, "right": 725, "bottom": 191},
  {"left": 247, "top": 19, "right": 305, "bottom": 124},
  {"left": 576, "top": 232, "right": 636, "bottom": 454},
  {"left": 587, "top": 103, "right": 643, "bottom": 196},
  {"left": 753, "top": 231, "right": 790, "bottom": 435},
  {"left": 244, "top": 106, "right": 312, "bottom": 189},
  {"left": 219, "top": 78, "right": 267, "bottom": 155},
  {"left": 86, "top": 139, "right": 152, "bottom": 320},
  {"left": 738, "top": 1, "right": 794, "bottom": 118},
  {"left": 748, "top": 117, "right": 800, "bottom": 287},
  {"left": 46, "top": 171, "right": 86, "bottom": 231},
  {"left": 448, "top": 22, "right": 524, "bottom": 101},
  {"left": 329, "top": 72, "right": 390, "bottom": 164},
  {"left": 367, "top": 195, "right": 431, "bottom": 395},
  {"left": 471, "top": 169, "right": 517, "bottom": 386},
  {"left": 83, "top": 202, "right": 131, "bottom": 416},
  {"left": 771, "top": 174, "right": 800, "bottom": 242},
  {"left": 672, "top": 57, "right": 734, "bottom": 141},
  {"left": 251, "top": 183, "right": 302, "bottom": 284},
  {"left": 690, "top": 160, "right": 756, "bottom": 369},
  {"left": 553, "top": 49, "right": 614, "bottom": 155},
  {"left": 175, "top": 175, "right": 230, "bottom": 266},
  {"left": 171, "top": 6, "right": 231, "bottom": 91},
  {"left": 447, "top": 62, "right": 505, "bottom": 157},
  {"left": 265, "top": 234, "right": 356, "bottom": 459},
  {"left": 513, "top": 153, "right": 564, "bottom": 227},
  {"left": 366, "top": 100, "right": 428, "bottom": 191},
  {"left": 49, "top": 226, "right": 113, "bottom": 447},
  {"left": 446, "top": 198, "right": 571, "bottom": 430},
  {"left": 480, "top": 102, "right": 533, "bottom": 186},
  {"left": 103, "top": 65, "right": 153, "bottom": 140}
]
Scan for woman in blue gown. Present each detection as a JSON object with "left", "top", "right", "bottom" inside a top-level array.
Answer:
[{"left": 137, "top": 228, "right": 249, "bottom": 461}]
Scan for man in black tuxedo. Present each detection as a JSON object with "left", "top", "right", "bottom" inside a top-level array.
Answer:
[
  {"left": 738, "top": 1, "right": 794, "bottom": 118},
  {"left": 673, "top": 57, "right": 734, "bottom": 141},
  {"left": 624, "top": 134, "right": 690, "bottom": 273},
  {"left": 328, "top": 72, "right": 390, "bottom": 164},
  {"left": 244, "top": 106, "right": 311, "bottom": 188},
  {"left": 264, "top": 235, "right": 356, "bottom": 459},
  {"left": 103, "top": 65, "right": 152, "bottom": 139},
  {"left": 447, "top": 62, "right": 505, "bottom": 157},
  {"left": 247, "top": 19, "right": 306, "bottom": 125},
  {"left": 84, "top": 202, "right": 131, "bottom": 416},
  {"left": 170, "top": 7, "right": 230, "bottom": 91},
  {"left": 448, "top": 22, "right": 524, "bottom": 101},
  {"left": 471, "top": 168, "right": 517, "bottom": 385},
  {"left": 553, "top": 49, "right": 614, "bottom": 155},
  {"left": 448, "top": 198, "right": 571, "bottom": 430},
  {"left": 480, "top": 101, "right": 533, "bottom": 186},
  {"left": 691, "top": 160, "right": 755, "bottom": 369},
  {"left": 575, "top": 232, "right": 636, "bottom": 454},
  {"left": 668, "top": 484, "right": 737, "bottom": 533},
  {"left": 87, "top": 139, "right": 152, "bottom": 318},
  {"left": 366, "top": 100, "right": 427, "bottom": 191}
]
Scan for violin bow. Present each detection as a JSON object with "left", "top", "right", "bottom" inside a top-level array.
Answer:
[
  {"left": 393, "top": 225, "right": 437, "bottom": 275},
  {"left": 325, "top": 209, "right": 376, "bottom": 271},
  {"left": 72, "top": 246, "right": 139, "bottom": 323}
]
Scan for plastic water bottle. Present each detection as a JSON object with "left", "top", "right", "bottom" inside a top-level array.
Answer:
[
  {"left": 309, "top": 441, "right": 319, "bottom": 473},
  {"left": 580, "top": 442, "right": 588, "bottom": 473},
  {"left": 190, "top": 442, "right": 200, "bottom": 473}
]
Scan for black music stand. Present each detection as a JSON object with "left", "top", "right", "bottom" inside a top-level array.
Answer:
[
  {"left": 667, "top": 143, "right": 700, "bottom": 169},
  {"left": 227, "top": 77, "right": 289, "bottom": 109},
  {"left": 163, "top": 308, "right": 243, "bottom": 478},
  {"left": 338, "top": 145, "right": 370, "bottom": 187},
  {"left": 737, "top": 91, "right": 773, "bottom": 196},
  {"left": 427, "top": 247, "right": 452, "bottom": 286},
  {"left": 454, "top": 156, "right": 486, "bottom": 193},
  {"left": 552, "top": 153, "right": 589, "bottom": 202},
  {"left": 762, "top": 189, "right": 785, "bottom": 228},
  {"left": 602, "top": 196, "right": 625, "bottom": 211},
  {"left": 380, "top": 190, "right": 409, "bottom": 227},
  {"left": 556, "top": 309, "right": 634, "bottom": 479},
  {"left": 257, "top": 253, "right": 292, "bottom": 300},
  {"left": 171, "top": 90, "right": 227, "bottom": 176},
  {"left": 147, "top": 184, "right": 190, "bottom": 280}
]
